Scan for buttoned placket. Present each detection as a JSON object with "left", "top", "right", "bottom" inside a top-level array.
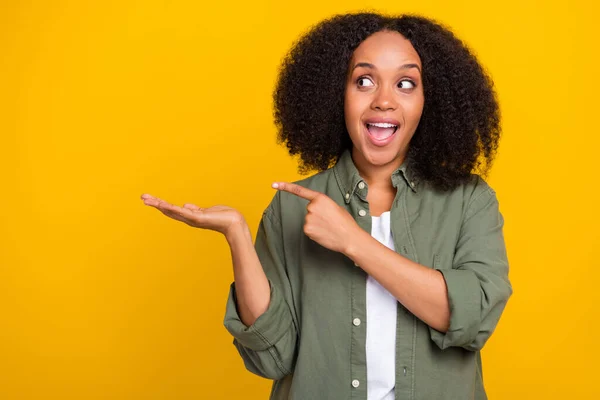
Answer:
[
  {"left": 347, "top": 178, "right": 370, "bottom": 399},
  {"left": 335, "top": 154, "right": 419, "bottom": 399},
  {"left": 347, "top": 172, "right": 420, "bottom": 400}
]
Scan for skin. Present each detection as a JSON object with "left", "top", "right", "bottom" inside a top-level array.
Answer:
[
  {"left": 141, "top": 30, "right": 450, "bottom": 332},
  {"left": 345, "top": 30, "right": 424, "bottom": 216},
  {"left": 140, "top": 194, "right": 271, "bottom": 326}
]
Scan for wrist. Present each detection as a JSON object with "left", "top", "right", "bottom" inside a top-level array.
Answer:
[
  {"left": 225, "top": 220, "right": 251, "bottom": 245},
  {"left": 343, "top": 224, "right": 368, "bottom": 259}
]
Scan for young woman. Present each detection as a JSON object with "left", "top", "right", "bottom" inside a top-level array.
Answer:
[{"left": 141, "top": 13, "right": 512, "bottom": 400}]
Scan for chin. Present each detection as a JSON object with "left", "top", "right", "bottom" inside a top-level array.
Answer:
[{"left": 356, "top": 144, "right": 404, "bottom": 167}]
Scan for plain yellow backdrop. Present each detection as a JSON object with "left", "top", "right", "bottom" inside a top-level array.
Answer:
[{"left": 1, "top": 0, "right": 598, "bottom": 399}]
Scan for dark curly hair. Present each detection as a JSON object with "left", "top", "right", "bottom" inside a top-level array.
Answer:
[{"left": 273, "top": 13, "right": 500, "bottom": 191}]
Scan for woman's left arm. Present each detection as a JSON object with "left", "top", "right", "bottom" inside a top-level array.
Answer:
[
  {"left": 345, "top": 229, "right": 451, "bottom": 333},
  {"left": 347, "top": 186, "right": 512, "bottom": 351},
  {"left": 274, "top": 181, "right": 512, "bottom": 352}
]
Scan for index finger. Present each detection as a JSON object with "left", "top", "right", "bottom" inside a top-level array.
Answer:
[{"left": 272, "top": 182, "right": 321, "bottom": 201}]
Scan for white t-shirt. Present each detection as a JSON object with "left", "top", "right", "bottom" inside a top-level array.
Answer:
[{"left": 366, "top": 211, "right": 397, "bottom": 400}]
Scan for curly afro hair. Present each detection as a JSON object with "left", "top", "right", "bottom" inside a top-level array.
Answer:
[{"left": 273, "top": 13, "right": 501, "bottom": 191}]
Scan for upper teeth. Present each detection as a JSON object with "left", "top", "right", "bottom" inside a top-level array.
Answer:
[{"left": 368, "top": 122, "right": 397, "bottom": 128}]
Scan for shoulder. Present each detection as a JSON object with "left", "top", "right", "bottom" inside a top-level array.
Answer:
[
  {"left": 461, "top": 174, "right": 496, "bottom": 200},
  {"left": 292, "top": 168, "right": 336, "bottom": 191},
  {"left": 455, "top": 174, "right": 499, "bottom": 219},
  {"left": 419, "top": 173, "right": 498, "bottom": 219},
  {"left": 264, "top": 168, "right": 337, "bottom": 220},
  {"left": 420, "top": 172, "right": 496, "bottom": 200}
]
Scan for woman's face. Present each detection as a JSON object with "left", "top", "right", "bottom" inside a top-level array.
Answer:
[{"left": 344, "top": 30, "right": 424, "bottom": 170}]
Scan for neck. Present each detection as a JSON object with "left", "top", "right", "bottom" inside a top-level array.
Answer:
[{"left": 351, "top": 148, "right": 406, "bottom": 188}]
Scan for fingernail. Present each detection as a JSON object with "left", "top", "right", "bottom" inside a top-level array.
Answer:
[{"left": 272, "top": 183, "right": 279, "bottom": 189}]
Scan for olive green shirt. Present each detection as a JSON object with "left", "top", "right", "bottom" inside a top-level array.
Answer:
[{"left": 224, "top": 150, "right": 512, "bottom": 399}]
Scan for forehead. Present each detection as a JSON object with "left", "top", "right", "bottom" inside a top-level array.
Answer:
[{"left": 351, "top": 30, "right": 421, "bottom": 67}]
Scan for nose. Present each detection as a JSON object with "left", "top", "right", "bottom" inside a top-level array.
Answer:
[{"left": 371, "top": 85, "right": 398, "bottom": 111}]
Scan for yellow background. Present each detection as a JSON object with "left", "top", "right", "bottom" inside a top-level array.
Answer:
[{"left": 1, "top": 0, "right": 598, "bottom": 398}]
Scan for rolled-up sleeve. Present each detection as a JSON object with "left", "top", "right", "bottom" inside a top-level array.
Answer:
[
  {"left": 223, "top": 206, "right": 298, "bottom": 379},
  {"left": 430, "top": 185, "right": 513, "bottom": 351}
]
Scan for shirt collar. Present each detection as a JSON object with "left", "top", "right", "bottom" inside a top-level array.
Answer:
[{"left": 333, "top": 150, "right": 419, "bottom": 204}]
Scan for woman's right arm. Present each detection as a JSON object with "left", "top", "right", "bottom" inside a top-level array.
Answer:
[
  {"left": 225, "top": 221, "right": 271, "bottom": 326},
  {"left": 141, "top": 193, "right": 298, "bottom": 379}
]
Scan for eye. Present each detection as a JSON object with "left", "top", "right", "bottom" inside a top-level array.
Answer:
[
  {"left": 357, "top": 77, "right": 374, "bottom": 87},
  {"left": 398, "top": 80, "right": 416, "bottom": 90}
]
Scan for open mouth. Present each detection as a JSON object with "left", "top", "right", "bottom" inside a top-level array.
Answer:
[{"left": 365, "top": 122, "right": 398, "bottom": 141}]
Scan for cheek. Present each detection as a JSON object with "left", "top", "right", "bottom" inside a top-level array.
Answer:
[
  {"left": 344, "top": 91, "right": 368, "bottom": 125},
  {"left": 344, "top": 93, "right": 360, "bottom": 129},
  {"left": 405, "top": 95, "right": 425, "bottom": 124}
]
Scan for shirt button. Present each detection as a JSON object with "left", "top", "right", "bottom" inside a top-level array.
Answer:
[
  {"left": 358, "top": 209, "right": 366, "bottom": 217},
  {"left": 354, "top": 262, "right": 359, "bottom": 267},
  {"left": 410, "top": 181, "right": 415, "bottom": 187},
  {"left": 345, "top": 193, "right": 350, "bottom": 200},
  {"left": 352, "top": 379, "right": 360, "bottom": 388},
  {"left": 358, "top": 182, "right": 365, "bottom": 190},
  {"left": 353, "top": 318, "right": 361, "bottom": 326}
]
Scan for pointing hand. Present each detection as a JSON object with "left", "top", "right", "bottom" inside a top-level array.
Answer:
[{"left": 272, "top": 182, "right": 360, "bottom": 254}]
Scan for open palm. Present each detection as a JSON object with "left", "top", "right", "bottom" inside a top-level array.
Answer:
[{"left": 140, "top": 194, "right": 245, "bottom": 236}]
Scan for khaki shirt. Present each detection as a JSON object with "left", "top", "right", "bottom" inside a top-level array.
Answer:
[{"left": 224, "top": 150, "right": 512, "bottom": 399}]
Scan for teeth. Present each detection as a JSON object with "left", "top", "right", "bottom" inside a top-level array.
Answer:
[{"left": 367, "top": 122, "right": 397, "bottom": 128}]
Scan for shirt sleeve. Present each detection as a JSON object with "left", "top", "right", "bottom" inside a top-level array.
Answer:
[
  {"left": 429, "top": 184, "right": 513, "bottom": 351},
  {"left": 223, "top": 204, "right": 298, "bottom": 380}
]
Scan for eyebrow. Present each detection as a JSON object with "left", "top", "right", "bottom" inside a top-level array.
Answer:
[{"left": 352, "top": 62, "right": 421, "bottom": 73}]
